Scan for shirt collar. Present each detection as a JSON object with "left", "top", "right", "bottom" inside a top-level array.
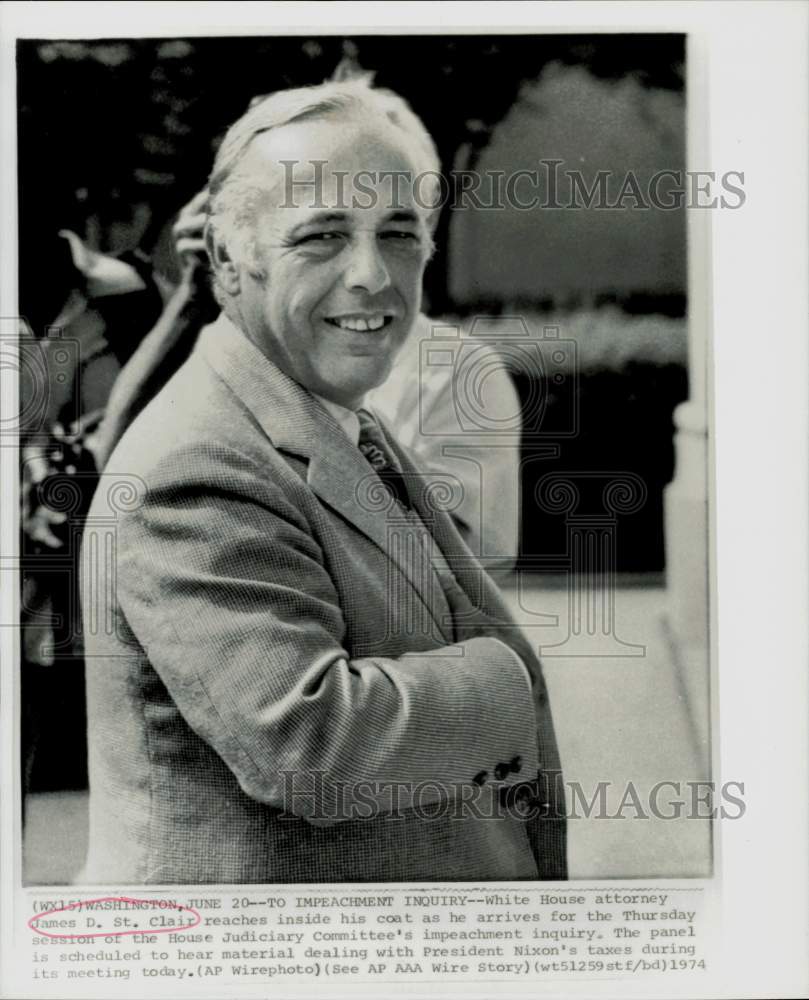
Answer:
[{"left": 311, "top": 393, "right": 361, "bottom": 447}]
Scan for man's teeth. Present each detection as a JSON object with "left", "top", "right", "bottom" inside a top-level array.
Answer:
[{"left": 329, "top": 316, "right": 388, "bottom": 332}]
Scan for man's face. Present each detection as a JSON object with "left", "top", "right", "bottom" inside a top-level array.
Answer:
[{"left": 229, "top": 118, "right": 433, "bottom": 409}]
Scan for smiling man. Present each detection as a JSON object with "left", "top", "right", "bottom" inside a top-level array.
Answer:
[
  {"left": 81, "top": 79, "right": 566, "bottom": 884},
  {"left": 206, "top": 112, "right": 430, "bottom": 410}
]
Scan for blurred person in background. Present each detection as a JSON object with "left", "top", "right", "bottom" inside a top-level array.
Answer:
[{"left": 19, "top": 231, "right": 163, "bottom": 797}]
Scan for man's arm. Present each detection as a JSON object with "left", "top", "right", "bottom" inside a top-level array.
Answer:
[{"left": 107, "top": 443, "right": 538, "bottom": 824}]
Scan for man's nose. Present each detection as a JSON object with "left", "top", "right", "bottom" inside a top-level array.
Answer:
[{"left": 342, "top": 236, "right": 392, "bottom": 295}]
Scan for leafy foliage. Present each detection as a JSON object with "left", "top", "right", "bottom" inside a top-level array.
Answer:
[{"left": 18, "top": 34, "right": 684, "bottom": 313}]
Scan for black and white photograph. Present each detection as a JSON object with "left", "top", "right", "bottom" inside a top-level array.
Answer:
[
  {"left": 15, "top": 26, "right": 710, "bottom": 886},
  {"left": 1, "top": 3, "right": 807, "bottom": 998}
]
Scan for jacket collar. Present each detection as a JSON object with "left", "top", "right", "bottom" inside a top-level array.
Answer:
[{"left": 197, "top": 314, "right": 455, "bottom": 641}]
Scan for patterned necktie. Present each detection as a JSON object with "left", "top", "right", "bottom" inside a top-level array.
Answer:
[{"left": 357, "top": 409, "right": 412, "bottom": 510}]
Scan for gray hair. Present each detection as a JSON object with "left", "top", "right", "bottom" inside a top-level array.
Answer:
[{"left": 206, "top": 78, "right": 441, "bottom": 297}]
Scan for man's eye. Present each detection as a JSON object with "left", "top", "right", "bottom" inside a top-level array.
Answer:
[
  {"left": 297, "top": 232, "right": 344, "bottom": 245},
  {"left": 381, "top": 230, "right": 419, "bottom": 241}
]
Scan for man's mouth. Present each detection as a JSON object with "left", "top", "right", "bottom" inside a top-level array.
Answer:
[{"left": 324, "top": 314, "right": 394, "bottom": 333}]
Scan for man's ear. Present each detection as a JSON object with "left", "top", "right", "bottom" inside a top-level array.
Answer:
[{"left": 204, "top": 222, "right": 240, "bottom": 295}]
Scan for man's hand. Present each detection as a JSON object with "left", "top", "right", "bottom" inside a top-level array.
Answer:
[
  {"left": 21, "top": 446, "right": 66, "bottom": 550},
  {"left": 25, "top": 504, "right": 67, "bottom": 550},
  {"left": 172, "top": 188, "right": 209, "bottom": 277}
]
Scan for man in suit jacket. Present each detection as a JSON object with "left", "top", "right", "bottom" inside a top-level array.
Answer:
[{"left": 81, "top": 77, "right": 566, "bottom": 884}]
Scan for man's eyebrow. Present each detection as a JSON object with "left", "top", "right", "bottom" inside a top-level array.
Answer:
[
  {"left": 286, "top": 212, "right": 348, "bottom": 237},
  {"left": 384, "top": 210, "right": 420, "bottom": 225},
  {"left": 285, "top": 209, "right": 422, "bottom": 239}
]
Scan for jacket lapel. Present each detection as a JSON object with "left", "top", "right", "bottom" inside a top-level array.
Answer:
[{"left": 197, "top": 316, "right": 453, "bottom": 640}]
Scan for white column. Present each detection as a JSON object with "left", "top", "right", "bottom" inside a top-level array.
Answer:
[{"left": 662, "top": 34, "right": 711, "bottom": 769}]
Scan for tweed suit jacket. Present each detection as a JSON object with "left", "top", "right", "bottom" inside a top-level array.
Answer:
[{"left": 82, "top": 313, "right": 566, "bottom": 884}]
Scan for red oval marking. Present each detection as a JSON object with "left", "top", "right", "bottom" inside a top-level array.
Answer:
[{"left": 28, "top": 896, "right": 201, "bottom": 939}]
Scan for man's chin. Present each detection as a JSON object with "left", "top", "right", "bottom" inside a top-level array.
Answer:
[{"left": 313, "top": 363, "right": 393, "bottom": 410}]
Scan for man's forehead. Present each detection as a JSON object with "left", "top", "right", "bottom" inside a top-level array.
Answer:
[
  {"left": 247, "top": 116, "right": 420, "bottom": 172},
  {"left": 239, "top": 118, "right": 431, "bottom": 221}
]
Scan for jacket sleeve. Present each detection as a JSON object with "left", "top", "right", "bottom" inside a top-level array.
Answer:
[{"left": 109, "top": 443, "right": 539, "bottom": 825}]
